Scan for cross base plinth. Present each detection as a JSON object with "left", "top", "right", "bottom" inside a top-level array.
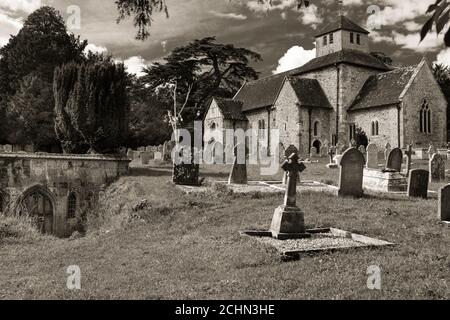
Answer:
[{"left": 270, "top": 205, "right": 311, "bottom": 240}]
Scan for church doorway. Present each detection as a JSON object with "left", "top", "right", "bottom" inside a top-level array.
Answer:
[
  {"left": 312, "top": 140, "right": 322, "bottom": 155},
  {"left": 21, "top": 188, "right": 54, "bottom": 235}
]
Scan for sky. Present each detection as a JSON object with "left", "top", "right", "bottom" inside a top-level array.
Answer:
[{"left": 1, "top": 0, "right": 450, "bottom": 77}]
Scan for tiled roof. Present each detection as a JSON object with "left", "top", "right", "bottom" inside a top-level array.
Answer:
[
  {"left": 315, "top": 15, "right": 370, "bottom": 37},
  {"left": 349, "top": 65, "right": 419, "bottom": 111},
  {"left": 214, "top": 98, "right": 247, "bottom": 120},
  {"left": 290, "top": 49, "right": 392, "bottom": 74},
  {"left": 287, "top": 77, "right": 332, "bottom": 108},
  {"left": 234, "top": 72, "right": 288, "bottom": 112}
]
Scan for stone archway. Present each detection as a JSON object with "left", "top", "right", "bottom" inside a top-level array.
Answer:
[
  {"left": 312, "top": 140, "right": 322, "bottom": 155},
  {"left": 20, "top": 186, "right": 55, "bottom": 235}
]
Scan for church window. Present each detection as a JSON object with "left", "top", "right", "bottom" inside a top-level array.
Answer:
[
  {"left": 330, "top": 33, "right": 334, "bottom": 44},
  {"left": 420, "top": 100, "right": 432, "bottom": 134},
  {"left": 375, "top": 121, "right": 379, "bottom": 135},
  {"left": 313, "top": 121, "right": 320, "bottom": 136},
  {"left": 67, "top": 192, "right": 77, "bottom": 219},
  {"left": 350, "top": 32, "right": 354, "bottom": 44},
  {"left": 356, "top": 34, "right": 361, "bottom": 45},
  {"left": 323, "top": 36, "right": 327, "bottom": 46},
  {"left": 349, "top": 124, "right": 356, "bottom": 140},
  {"left": 210, "top": 122, "right": 216, "bottom": 131}
]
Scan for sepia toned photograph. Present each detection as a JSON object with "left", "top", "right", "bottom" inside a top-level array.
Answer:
[{"left": 0, "top": 0, "right": 448, "bottom": 307}]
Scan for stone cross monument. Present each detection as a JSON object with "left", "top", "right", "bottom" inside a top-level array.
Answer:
[{"left": 270, "top": 153, "right": 311, "bottom": 240}]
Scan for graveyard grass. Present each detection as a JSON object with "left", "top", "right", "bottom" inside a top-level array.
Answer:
[{"left": 0, "top": 159, "right": 449, "bottom": 300}]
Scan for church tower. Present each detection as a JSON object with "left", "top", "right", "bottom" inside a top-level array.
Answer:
[{"left": 314, "top": 15, "right": 370, "bottom": 57}]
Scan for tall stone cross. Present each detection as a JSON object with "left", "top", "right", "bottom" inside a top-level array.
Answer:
[
  {"left": 281, "top": 153, "right": 306, "bottom": 207},
  {"left": 405, "top": 144, "right": 413, "bottom": 176}
]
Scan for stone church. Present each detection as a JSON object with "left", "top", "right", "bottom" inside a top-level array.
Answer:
[{"left": 203, "top": 16, "right": 448, "bottom": 157}]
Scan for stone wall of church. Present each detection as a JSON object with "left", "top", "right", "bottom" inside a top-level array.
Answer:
[
  {"left": 245, "top": 108, "right": 272, "bottom": 156},
  {"left": 339, "top": 64, "right": 381, "bottom": 145},
  {"left": 349, "top": 105, "right": 400, "bottom": 149},
  {"left": 401, "top": 62, "right": 447, "bottom": 148}
]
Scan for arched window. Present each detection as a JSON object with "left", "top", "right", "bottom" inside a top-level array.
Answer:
[
  {"left": 313, "top": 121, "right": 320, "bottom": 136},
  {"left": 371, "top": 122, "right": 375, "bottom": 136},
  {"left": 375, "top": 121, "right": 379, "bottom": 136},
  {"left": 420, "top": 100, "right": 432, "bottom": 133},
  {"left": 67, "top": 193, "right": 77, "bottom": 219},
  {"left": 210, "top": 122, "right": 216, "bottom": 131}
]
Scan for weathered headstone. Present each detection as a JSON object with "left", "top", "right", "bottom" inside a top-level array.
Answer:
[
  {"left": 154, "top": 152, "right": 163, "bottom": 161},
  {"left": 327, "top": 146, "right": 338, "bottom": 169},
  {"left": 366, "top": 143, "right": 378, "bottom": 169},
  {"left": 405, "top": 145, "right": 414, "bottom": 176},
  {"left": 438, "top": 184, "right": 450, "bottom": 222},
  {"left": 321, "top": 140, "right": 329, "bottom": 157},
  {"left": 228, "top": 144, "right": 247, "bottom": 185},
  {"left": 270, "top": 153, "right": 309, "bottom": 240},
  {"left": 126, "top": 149, "right": 133, "bottom": 160},
  {"left": 384, "top": 143, "right": 391, "bottom": 160},
  {"left": 338, "top": 148, "right": 365, "bottom": 197},
  {"left": 430, "top": 153, "right": 446, "bottom": 182},
  {"left": 358, "top": 145, "right": 366, "bottom": 156},
  {"left": 141, "top": 151, "right": 152, "bottom": 165},
  {"left": 386, "top": 148, "right": 403, "bottom": 172},
  {"left": 172, "top": 146, "right": 199, "bottom": 186},
  {"left": 428, "top": 144, "right": 437, "bottom": 159},
  {"left": 4, "top": 144, "right": 12, "bottom": 153},
  {"left": 336, "top": 142, "right": 343, "bottom": 155},
  {"left": 407, "top": 169, "right": 429, "bottom": 198},
  {"left": 339, "top": 148, "right": 365, "bottom": 197}
]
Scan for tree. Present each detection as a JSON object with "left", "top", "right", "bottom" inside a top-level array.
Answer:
[
  {"left": 421, "top": 0, "right": 450, "bottom": 46},
  {"left": 54, "top": 58, "right": 130, "bottom": 154},
  {"left": 355, "top": 127, "right": 368, "bottom": 148},
  {"left": 0, "top": 6, "right": 87, "bottom": 146},
  {"left": 142, "top": 37, "right": 262, "bottom": 122},
  {"left": 6, "top": 74, "right": 58, "bottom": 149},
  {"left": 116, "top": 0, "right": 310, "bottom": 40},
  {"left": 370, "top": 52, "right": 393, "bottom": 66},
  {"left": 432, "top": 63, "right": 450, "bottom": 136}
]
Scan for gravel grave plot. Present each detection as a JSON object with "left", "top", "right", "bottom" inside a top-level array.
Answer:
[
  {"left": 256, "top": 233, "right": 366, "bottom": 253},
  {"left": 242, "top": 228, "right": 394, "bottom": 257}
]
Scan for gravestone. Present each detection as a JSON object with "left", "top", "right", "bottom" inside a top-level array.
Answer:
[
  {"left": 350, "top": 139, "right": 357, "bottom": 147},
  {"left": 358, "top": 145, "right": 366, "bottom": 156},
  {"left": 338, "top": 148, "right": 365, "bottom": 197},
  {"left": 438, "top": 184, "right": 450, "bottom": 222},
  {"left": 428, "top": 144, "right": 437, "bottom": 159},
  {"left": 141, "top": 151, "right": 152, "bottom": 165},
  {"left": 228, "top": 144, "right": 247, "bottom": 185},
  {"left": 336, "top": 142, "right": 343, "bottom": 155},
  {"left": 407, "top": 169, "right": 429, "bottom": 199},
  {"left": 386, "top": 148, "right": 403, "bottom": 172},
  {"left": 405, "top": 145, "right": 414, "bottom": 176},
  {"left": 4, "top": 144, "right": 12, "bottom": 153},
  {"left": 270, "top": 153, "right": 309, "bottom": 240},
  {"left": 384, "top": 143, "right": 391, "bottom": 160},
  {"left": 366, "top": 143, "right": 378, "bottom": 169},
  {"left": 321, "top": 140, "right": 329, "bottom": 157},
  {"left": 327, "top": 146, "right": 338, "bottom": 169},
  {"left": 154, "top": 152, "right": 163, "bottom": 161},
  {"left": 430, "top": 154, "right": 446, "bottom": 182}
]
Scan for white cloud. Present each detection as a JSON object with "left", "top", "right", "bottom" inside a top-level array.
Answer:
[
  {"left": 403, "top": 20, "right": 422, "bottom": 32},
  {"left": 0, "top": 0, "right": 42, "bottom": 14},
  {"left": 298, "top": 4, "right": 323, "bottom": 29},
  {"left": 84, "top": 43, "right": 108, "bottom": 55},
  {"left": 376, "top": 0, "right": 432, "bottom": 27},
  {"left": 0, "top": 13, "right": 23, "bottom": 48},
  {"left": 273, "top": 46, "right": 316, "bottom": 74},
  {"left": 122, "top": 56, "right": 147, "bottom": 77},
  {"left": 435, "top": 48, "right": 450, "bottom": 66},
  {"left": 246, "top": 0, "right": 297, "bottom": 13},
  {"left": 392, "top": 30, "right": 444, "bottom": 52},
  {"left": 209, "top": 11, "right": 247, "bottom": 20}
]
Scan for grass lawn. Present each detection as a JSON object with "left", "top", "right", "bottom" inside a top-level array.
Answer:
[{"left": 0, "top": 160, "right": 449, "bottom": 300}]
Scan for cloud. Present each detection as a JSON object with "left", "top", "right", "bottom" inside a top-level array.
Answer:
[
  {"left": 122, "top": 56, "right": 147, "bottom": 77},
  {"left": 298, "top": 4, "right": 323, "bottom": 29},
  {"left": 375, "top": 0, "right": 431, "bottom": 27},
  {"left": 209, "top": 11, "right": 247, "bottom": 20},
  {"left": 0, "top": 0, "right": 42, "bottom": 14},
  {"left": 391, "top": 31, "right": 444, "bottom": 52},
  {"left": 435, "top": 48, "right": 450, "bottom": 66},
  {"left": 403, "top": 20, "right": 422, "bottom": 32},
  {"left": 0, "top": 13, "right": 23, "bottom": 47},
  {"left": 84, "top": 43, "right": 108, "bottom": 55},
  {"left": 273, "top": 46, "right": 316, "bottom": 74},
  {"left": 246, "top": 0, "right": 297, "bottom": 13}
]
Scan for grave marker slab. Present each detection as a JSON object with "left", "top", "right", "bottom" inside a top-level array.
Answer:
[
  {"left": 366, "top": 143, "right": 378, "bottom": 169},
  {"left": 407, "top": 169, "right": 429, "bottom": 198},
  {"left": 338, "top": 148, "right": 365, "bottom": 197},
  {"left": 439, "top": 184, "right": 450, "bottom": 222},
  {"left": 228, "top": 144, "right": 247, "bottom": 185},
  {"left": 430, "top": 154, "right": 446, "bottom": 182},
  {"left": 386, "top": 148, "right": 403, "bottom": 172}
]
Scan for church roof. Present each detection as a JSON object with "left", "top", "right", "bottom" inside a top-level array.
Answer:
[
  {"left": 315, "top": 15, "right": 370, "bottom": 37},
  {"left": 349, "top": 65, "right": 419, "bottom": 111},
  {"left": 234, "top": 72, "right": 288, "bottom": 112},
  {"left": 287, "top": 77, "right": 332, "bottom": 108},
  {"left": 291, "top": 49, "right": 392, "bottom": 74},
  {"left": 213, "top": 97, "right": 247, "bottom": 120}
]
